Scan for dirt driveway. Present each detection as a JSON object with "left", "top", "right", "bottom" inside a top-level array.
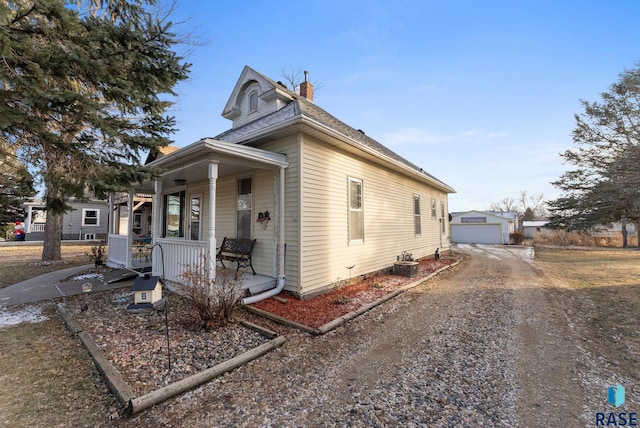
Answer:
[{"left": 127, "top": 244, "right": 615, "bottom": 427}]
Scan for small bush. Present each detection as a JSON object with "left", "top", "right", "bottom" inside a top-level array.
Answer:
[
  {"left": 86, "top": 241, "right": 106, "bottom": 265},
  {"left": 179, "top": 256, "right": 245, "bottom": 329},
  {"left": 332, "top": 295, "right": 350, "bottom": 305},
  {"left": 510, "top": 231, "right": 525, "bottom": 245}
]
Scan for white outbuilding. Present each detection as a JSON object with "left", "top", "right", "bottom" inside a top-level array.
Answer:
[
  {"left": 450, "top": 211, "right": 516, "bottom": 245},
  {"left": 522, "top": 220, "right": 549, "bottom": 238}
]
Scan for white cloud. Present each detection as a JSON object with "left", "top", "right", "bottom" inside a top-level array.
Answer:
[{"left": 381, "top": 127, "right": 508, "bottom": 148}]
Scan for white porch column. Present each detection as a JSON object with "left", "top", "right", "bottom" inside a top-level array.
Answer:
[
  {"left": 24, "top": 205, "right": 33, "bottom": 234},
  {"left": 125, "top": 192, "right": 134, "bottom": 268},
  {"left": 152, "top": 180, "right": 162, "bottom": 276},
  {"left": 107, "top": 194, "right": 114, "bottom": 235},
  {"left": 208, "top": 162, "right": 218, "bottom": 279}
]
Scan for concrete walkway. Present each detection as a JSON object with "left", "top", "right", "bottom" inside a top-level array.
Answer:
[{"left": 0, "top": 265, "right": 134, "bottom": 308}]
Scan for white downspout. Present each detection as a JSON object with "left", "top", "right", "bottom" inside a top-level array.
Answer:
[{"left": 243, "top": 166, "right": 286, "bottom": 304}]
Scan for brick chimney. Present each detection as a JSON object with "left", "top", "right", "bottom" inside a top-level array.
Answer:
[{"left": 299, "top": 70, "right": 313, "bottom": 102}]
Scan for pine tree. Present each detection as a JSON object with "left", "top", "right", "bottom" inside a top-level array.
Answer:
[
  {"left": 0, "top": 142, "right": 35, "bottom": 225},
  {"left": 548, "top": 64, "right": 640, "bottom": 247},
  {"left": 0, "top": 0, "right": 189, "bottom": 259}
]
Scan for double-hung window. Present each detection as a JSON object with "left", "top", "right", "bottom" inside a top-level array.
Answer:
[
  {"left": 237, "top": 178, "right": 252, "bottom": 239},
  {"left": 414, "top": 195, "right": 421, "bottom": 236},
  {"left": 348, "top": 177, "right": 364, "bottom": 243},
  {"left": 82, "top": 209, "right": 99, "bottom": 226}
]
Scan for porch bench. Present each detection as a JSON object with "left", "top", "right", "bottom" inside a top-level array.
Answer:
[{"left": 216, "top": 237, "right": 257, "bottom": 275}]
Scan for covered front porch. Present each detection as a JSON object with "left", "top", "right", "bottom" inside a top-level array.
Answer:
[{"left": 106, "top": 139, "right": 288, "bottom": 297}]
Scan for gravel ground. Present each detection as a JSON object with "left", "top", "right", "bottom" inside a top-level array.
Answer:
[
  {"left": 62, "top": 290, "right": 271, "bottom": 397},
  {"left": 116, "top": 244, "right": 604, "bottom": 427}
]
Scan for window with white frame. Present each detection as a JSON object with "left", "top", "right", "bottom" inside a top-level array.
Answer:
[
  {"left": 348, "top": 177, "right": 364, "bottom": 243},
  {"left": 431, "top": 199, "right": 437, "bottom": 219},
  {"left": 441, "top": 201, "right": 446, "bottom": 234},
  {"left": 249, "top": 91, "right": 258, "bottom": 112},
  {"left": 237, "top": 178, "right": 252, "bottom": 239},
  {"left": 163, "top": 191, "right": 186, "bottom": 238},
  {"left": 414, "top": 195, "right": 422, "bottom": 236},
  {"left": 82, "top": 209, "right": 99, "bottom": 226}
]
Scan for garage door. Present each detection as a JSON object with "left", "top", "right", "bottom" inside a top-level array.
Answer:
[{"left": 451, "top": 224, "right": 502, "bottom": 244}]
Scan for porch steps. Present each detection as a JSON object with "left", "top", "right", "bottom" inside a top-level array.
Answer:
[{"left": 103, "top": 267, "right": 151, "bottom": 284}]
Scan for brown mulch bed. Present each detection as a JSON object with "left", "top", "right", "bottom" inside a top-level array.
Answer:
[
  {"left": 250, "top": 256, "right": 457, "bottom": 329},
  {"left": 63, "top": 290, "right": 270, "bottom": 398}
]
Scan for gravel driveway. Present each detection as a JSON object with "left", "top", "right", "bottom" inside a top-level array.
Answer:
[{"left": 124, "top": 245, "right": 603, "bottom": 427}]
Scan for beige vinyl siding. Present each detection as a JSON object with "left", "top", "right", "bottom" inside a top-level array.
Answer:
[
  {"left": 189, "top": 171, "right": 278, "bottom": 277},
  {"left": 213, "top": 175, "right": 237, "bottom": 241},
  {"left": 252, "top": 169, "right": 276, "bottom": 276},
  {"left": 299, "top": 136, "right": 449, "bottom": 297},
  {"left": 258, "top": 136, "right": 301, "bottom": 293}
]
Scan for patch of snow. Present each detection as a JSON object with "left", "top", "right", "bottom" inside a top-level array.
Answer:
[
  {"left": 0, "top": 305, "right": 48, "bottom": 329},
  {"left": 72, "top": 273, "right": 102, "bottom": 281}
]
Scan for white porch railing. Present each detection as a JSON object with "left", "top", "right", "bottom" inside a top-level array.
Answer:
[
  {"left": 153, "top": 238, "right": 208, "bottom": 284},
  {"left": 108, "top": 234, "right": 128, "bottom": 267},
  {"left": 30, "top": 223, "right": 46, "bottom": 232}
]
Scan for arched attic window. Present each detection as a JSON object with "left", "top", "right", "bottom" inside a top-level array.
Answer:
[{"left": 249, "top": 91, "right": 258, "bottom": 112}]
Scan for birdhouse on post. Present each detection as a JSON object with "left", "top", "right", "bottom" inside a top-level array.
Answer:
[{"left": 127, "top": 274, "right": 163, "bottom": 310}]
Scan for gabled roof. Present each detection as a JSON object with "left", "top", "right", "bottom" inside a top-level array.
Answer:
[
  {"left": 144, "top": 146, "right": 179, "bottom": 165},
  {"left": 452, "top": 210, "right": 515, "bottom": 222},
  {"left": 215, "top": 66, "right": 455, "bottom": 193},
  {"left": 522, "top": 221, "right": 549, "bottom": 227}
]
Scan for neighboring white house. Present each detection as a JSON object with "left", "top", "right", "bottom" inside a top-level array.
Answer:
[
  {"left": 450, "top": 210, "right": 516, "bottom": 245},
  {"left": 522, "top": 220, "right": 549, "bottom": 238}
]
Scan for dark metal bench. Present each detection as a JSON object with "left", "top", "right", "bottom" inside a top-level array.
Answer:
[{"left": 216, "top": 237, "right": 256, "bottom": 275}]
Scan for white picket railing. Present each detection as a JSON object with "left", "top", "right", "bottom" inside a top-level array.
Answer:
[
  {"left": 30, "top": 223, "right": 46, "bottom": 232},
  {"left": 152, "top": 238, "right": 208, "bottom": 284}
]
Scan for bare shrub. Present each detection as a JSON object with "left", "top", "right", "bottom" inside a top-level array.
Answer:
[
  {"left": 510, "top": 231, "right": 525, "bottom": 245},
  {"left": 178, "top": 257, "right": 245, "bottom": 329},
  {"left": 533, "top": 229, "right": 638, "bottom": 248}
]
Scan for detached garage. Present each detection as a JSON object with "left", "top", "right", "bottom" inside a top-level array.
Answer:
[{"left": 450, "top": 210, "right": 515, "bottom": 245}]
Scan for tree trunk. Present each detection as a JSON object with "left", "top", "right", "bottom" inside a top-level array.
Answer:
[
  {"left": 620, "top": 217, "right": 628, "bottom": 248},
  {"left": 42, "top": 212, "right": 62, "bottom": 260}
]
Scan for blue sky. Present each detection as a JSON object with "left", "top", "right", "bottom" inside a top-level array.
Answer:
[{"left": 163, "top": 0, "right": 640, "bottom": 212}]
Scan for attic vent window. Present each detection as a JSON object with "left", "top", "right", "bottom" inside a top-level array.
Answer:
[{"left": 249, "top": 91, "right": 258, "bottom": 112}]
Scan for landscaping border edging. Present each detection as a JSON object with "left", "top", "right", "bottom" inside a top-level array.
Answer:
[
  {"left": 56, "top": 304, "right": 135, "bottom": 406},
  {"left": 129, "top": 336, "right": 287, "bottom": 414},
  {"left": 244, "top": 259, "right": 461, "bottom": 335},
  {"left": 56, "top": 303, "right": 287, "bottom": 415}
]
